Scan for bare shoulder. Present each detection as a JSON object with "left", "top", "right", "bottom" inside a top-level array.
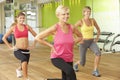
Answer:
[
  {"left": 25, "top": 24, "right": 32, "bottom": 30},
  {"left": 46, "top": 24, "right": 57, "bottom": 32},
  {"left": 10, "top": 25, "right": 16, "bottom": 31},
  {"left": 69, "top": 24, "right": 76, "bottom": 32},
  {"left": 75, "top": 19, "right": 83, "bottom": 27}
]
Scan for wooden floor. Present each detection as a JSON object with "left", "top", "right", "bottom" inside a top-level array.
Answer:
[{"left": 0, "top": 43, "right": 120, "bottom": 80}]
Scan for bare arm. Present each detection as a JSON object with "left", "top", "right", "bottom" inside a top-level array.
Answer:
[
  {"left": 74, "top": 20, "right": 82, "bottom": 28},
  {"left": 72, "top": 25, "right": 83, "bottom": 43},
  {"left": 27, "top": 25, "right": 37, "bottom": 37},
  {"left": 2, "top": 26, "right": 14, "bottom": 49},
  {"left": 93, "top": 18, "right": 101, "bottom": 42},
  {"left": 27, "top": 25, "right": 37, "bottom": 48},
  {"left": 35, "top": 25, "right": 56, "bottom": 48}
]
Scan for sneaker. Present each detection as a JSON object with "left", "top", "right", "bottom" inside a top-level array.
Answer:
[
  {"left": 26, "top": 78, "right": 30, "bottom": 80},
  {"left": 92, "top": 70, "right": 101, "bottom": 77},
  {"left": 16, "top": 69, "right": 22, "bottom": 78},
  {"left": 73, "top": 64, "right": 79, "bottom": 72}
]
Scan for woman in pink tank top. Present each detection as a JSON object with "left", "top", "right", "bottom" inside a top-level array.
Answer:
[{"left": 35, "top": 5, "right": 83, "bottom": 80}]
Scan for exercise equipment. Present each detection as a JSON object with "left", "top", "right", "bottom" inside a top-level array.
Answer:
[
  {"left": 0, "top": 34, "right": 3, "bottom": 43},
  {"left": 11, "top": 34, "right": 16, "bottom": 45},
  {"left": 7, "top": 34, "right": 12, "bottom": 43},
  {"left": 94, "top": 31, "right": 114, "bottom": 52},
  {"left": 110, "top": 34, "right": 120, "bottom": 53}
]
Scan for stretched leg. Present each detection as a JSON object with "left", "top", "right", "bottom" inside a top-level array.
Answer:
[
  {"left": 94, "top": 55, "right": 101, "bottom": 71},
  {"left": 73, "top": 43, "right": 88, "bottom": 72},
  {"left": 90, "top": 41, "right": 101, "bottom": 77},
  {"left": 51, "top": 58, "right": 76, "bottom": 80}
]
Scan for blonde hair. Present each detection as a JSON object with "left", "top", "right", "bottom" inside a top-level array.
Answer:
[{"left": 55, "top": 5, "right": 70, "bottom": 15}]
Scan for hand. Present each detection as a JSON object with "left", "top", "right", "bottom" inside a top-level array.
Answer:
[
  {"left": 79, "top": 39, "right": 84, "bottom": 44},
  {"left": 94, "top": 38, "right": 99, "bottom": 42},
  {"left": 27, "top": 46, "right": 34, "bottom": 50},
  {"left": 50, "top": 46, "right": 57, "bottom": 54},
  {"left": 10, "top": 46, "right": 17, "bottom": 51}
]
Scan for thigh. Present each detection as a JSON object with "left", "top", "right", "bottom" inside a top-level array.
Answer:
[
  {"left": 79, "top": 43, "right": 88, "bottom": 56},
  {"left": 14, "top": 50, "right": 30, "bottom": 63},
  {"left": 90, "top": 42, "right": 101, "bottom": 55},
  {"left": 51, "top": 58, "right": 73, "bottom": 72}
]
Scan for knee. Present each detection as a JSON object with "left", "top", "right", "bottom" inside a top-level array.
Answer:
[
  {"left": 21, "top": 58, "right": 29, "bottom": 63},
  {"left": 66, "top": 67, "right": 75, "bottom": 76},
  {"left": 94, "top": 50, "right": 101, "bottom": 56},
  {"left": 80, "top": 59, "right": 86, "bottom": 66},
  {"left": 95, "top": 52, "right": 101, "bottom": 56},
  {"left": 80, "top": 62, "right": 85, "bottom": 66}
]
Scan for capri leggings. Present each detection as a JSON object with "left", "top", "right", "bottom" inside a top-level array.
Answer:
[
  {"left": 14, "top": 49, "right": 30, "bottom": 63},
  {"left": 79, "top": 39, "right": 101, "bottom": 66},
  {"left": 51, "top": 58, "right": 77, "bottom": 80}
]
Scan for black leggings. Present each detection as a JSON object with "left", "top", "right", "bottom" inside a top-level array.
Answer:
[
  {"left": 14, "top": 49, "right": 30, "bottom": 63},
  {"left": 51, "top": 58, "right": 77, "bottom": 80}
]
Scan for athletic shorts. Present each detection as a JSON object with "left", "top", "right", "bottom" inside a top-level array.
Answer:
[{"left": 14, "top": 49, "right": 30, "bottom": 63}]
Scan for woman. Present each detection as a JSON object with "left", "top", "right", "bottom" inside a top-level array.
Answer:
[
  {"left": 2, "top": 12, "right": 37, "bottom": 80},
  {"left": 73, "top": 6, "right": 101, "bottom": 77},
  {"left": 35, "top": 5, "right": 83, "bottom": 80}
]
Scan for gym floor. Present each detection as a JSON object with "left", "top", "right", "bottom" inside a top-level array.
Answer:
[{"left": 0, "top": 43, "right": 120, "bottom": 80}]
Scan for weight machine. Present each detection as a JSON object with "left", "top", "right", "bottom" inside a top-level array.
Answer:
[
  {"left": 110, "top": 34, "right": 120, "bottom": 53},
  {"left": 94, "top": 31, "right": 114, "bottom": 52}
]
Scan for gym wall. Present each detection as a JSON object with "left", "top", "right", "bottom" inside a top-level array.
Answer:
[
  {"left": 40, "top": 0, "right": 86, "bottom": 42},
  {"left": 39, "top": 0, "right": 120, "bottom": 42},
  {"left": 86, "top": 0, "right": 120, "bottom": 34}
]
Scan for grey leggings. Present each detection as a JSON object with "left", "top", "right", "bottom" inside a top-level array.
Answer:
[{"left": 79, "top": 39, "right": 101, "bottom": 66}]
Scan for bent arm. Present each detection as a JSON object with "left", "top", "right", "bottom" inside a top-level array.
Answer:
[
  {"left": 72, "top": 25, "right": 83, "bottom": 43},
  {"left": 27, "top": 25, "right": 37, "bottom": 47},
  {"left": 74, "top": 20, "right": 82, "bottom": 28},
  {"left": 35, "top": 25, "right": 56, "bottom": 48},
  {"left": 93, "top": 18, "right": 101, "bottom": 42},
  {"left": 2, "top": 27, "right": 14, "bottom": 49},
  {"left": 27, "top": 25, "right": 37, "bottom": 37}
]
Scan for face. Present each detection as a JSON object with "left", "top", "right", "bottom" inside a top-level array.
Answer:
[
  {"left": 83, "top": 8, "right": 91, "bottom": 17},
  {"left": 17, "top": 15, "right": 25, "bottom": 24},
  {"left": 57, "top": 9, "right": 70, "bottom": 23}
]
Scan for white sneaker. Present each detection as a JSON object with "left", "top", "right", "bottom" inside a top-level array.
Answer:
[
  {"left": 26, "top": 78, "right": 30, "bottom": 80},
  {"left": 16, "top": 69, "right": 22, "bottom": 78}
]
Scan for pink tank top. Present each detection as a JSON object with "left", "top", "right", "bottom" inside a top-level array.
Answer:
[
  {"left": 51, "top": 24, "right": 74, "bottom": 62},
  {"left": 14, "top": 25, "right": 28, "bottom": 38}
]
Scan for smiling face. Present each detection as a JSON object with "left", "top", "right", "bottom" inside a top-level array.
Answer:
[
  {"left": 16, "top": 12, "right": 25, "bottom": 24},
  {"left": 17, "top": 15, "right": 25, "bottom": 24},
  {"left": 58, "top": 10, "right": 70, "bottom": 23},
  {"left": 56, "top": 5, "right": 70, "bottom": 23},
  {"left": 84, "top": 9, "right": 91, "bottom": 17},
  {"left": 83, "top": 6, "right": 91, "bottom": 17}
]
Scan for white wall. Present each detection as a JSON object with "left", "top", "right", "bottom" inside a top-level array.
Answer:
[{"left": 86, "top": 0, "right": 120, "bottom": 52}]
